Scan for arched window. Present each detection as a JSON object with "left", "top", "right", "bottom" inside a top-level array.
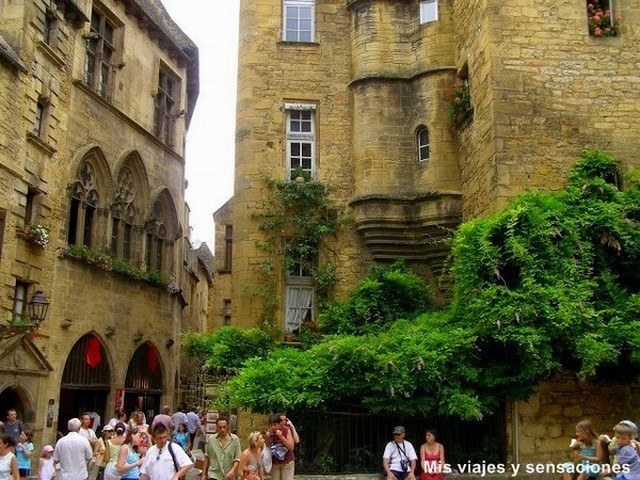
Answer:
[
  {"left": 67, "top": 162, "right": 100, "bottom": 246},
  {"left": 417, "top": 126, "right": 430, "bottom": 162},
  {"left": 146, "top": 201, "right": 166, "bottom": 272},
  {"left": 111, "top": 167, "right": 137, "bottom": 260}
]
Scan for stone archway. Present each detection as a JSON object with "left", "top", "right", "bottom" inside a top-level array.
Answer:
[
  {"left": 124, "top": 342, "right": 164, "bottom": 421},
  {"left": 58, "top": 333, "right": 111, "bottom": 433},
  {"left": 0, "top": 387, "right": 30, "bottom": 424}
]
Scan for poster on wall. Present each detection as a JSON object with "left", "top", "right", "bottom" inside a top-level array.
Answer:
[{"left": 114, "top": 388, "right": 125, "bottom": 412}]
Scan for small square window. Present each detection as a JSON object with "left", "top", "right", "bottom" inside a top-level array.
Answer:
[{"left": 420, "top": 0, "right": 438, "bottom": 24}]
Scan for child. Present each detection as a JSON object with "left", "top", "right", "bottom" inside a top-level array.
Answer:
[
  {"left": 15, "top": 430, "right": 34, "bottom": 480},
  {"left": 611, "top": 422, "right": 640, "bottom": 480},
  {"left": 562, "top": 420, "right": 603, "bottom": 480},
  {"left": 242, "top": 465, "right": 260, "bottom": 480},
  {"left": 173, "top": 423, "right": 190, "bottom": 453},
  {"left": 38, "top": 445, "right": 55, "bottom": 480}
]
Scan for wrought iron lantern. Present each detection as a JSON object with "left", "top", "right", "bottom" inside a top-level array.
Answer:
[
  {"left": 28, "top": 290, "right": 50, "bottom": 325},
  {"left": 0, "top": 290, "right": 50, "bottom": 340}
]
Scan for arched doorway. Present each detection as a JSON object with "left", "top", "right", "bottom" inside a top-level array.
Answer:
[
  {"left": 124, "top": 342, "right": 163, "bottom": 422},
  {"left": 0, "top": 388, "right": 27, "bottom": 424},
  {"left": 59, "top": 334, "right": 110, "bottom": 433}
]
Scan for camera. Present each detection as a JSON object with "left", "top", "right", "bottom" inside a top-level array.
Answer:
[{"left": 400, "top": 460, "right": 409, "bottom": 472}]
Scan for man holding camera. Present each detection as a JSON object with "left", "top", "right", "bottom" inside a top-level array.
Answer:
[{"left": 383, "top": 426, "right": 418, "bottom": 480}]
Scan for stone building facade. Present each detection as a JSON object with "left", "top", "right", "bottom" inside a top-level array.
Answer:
[
  {"left": 223, "top": 0, "right": 640, "bottom": 464},
  {"left": 0, "top": 0, "right": 209, "bottom": 447},
  {"left": 210, "top": 199, "right": 233, "bottom": 331}
]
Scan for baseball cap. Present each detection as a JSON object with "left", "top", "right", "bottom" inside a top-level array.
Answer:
[
  {"left": 102, "top": 425, "right": 114, "bottom": 432},
  {"left": 42, "top": 445, "right": 54, "bottom": 453},
  {"left": 619, "top": 420, "right": 638, "bottom": 435},
  {"left": 392, "top": 426, "right": 405, "bottom": 435}
]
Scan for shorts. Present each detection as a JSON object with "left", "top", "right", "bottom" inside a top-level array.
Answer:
[
  {"left": 19, "top": 468, "right": 30, "bottom": 477},
  {"left": 391, "top": 470, "right": 409, "bottom": 480}
]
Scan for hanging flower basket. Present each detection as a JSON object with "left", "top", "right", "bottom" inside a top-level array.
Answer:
[{"left": 17, "top": 223, "right": 50, "bottom": 249}]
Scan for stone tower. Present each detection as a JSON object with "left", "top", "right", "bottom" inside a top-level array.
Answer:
[{"left": 229, "top": 0, "right": 640, "bottom": 334}]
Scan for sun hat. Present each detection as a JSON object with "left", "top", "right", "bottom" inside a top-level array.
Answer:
[{"left": 42, "top": 445, "right": 54, "bottom": 453}]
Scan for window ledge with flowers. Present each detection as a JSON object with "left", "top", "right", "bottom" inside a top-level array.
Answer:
[
  {"left": 587, "top": 1, "right": 621, "bottom": 37},
  {"left": 61, "top": 244, "right": 182, "bottom": 294},
  {"left": 445, "top": 81, "right": 472, "bottom": 129},
  {"left": 17, "top": 223, "right": 50, "bottom": 249}
]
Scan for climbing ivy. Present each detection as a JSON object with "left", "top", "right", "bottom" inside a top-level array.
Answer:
[
  {"left": 188, "top": 149, "right": 640, "bottom": 419},
  {"left": 248, "top": 170, "right": 349, "bottom": 333}
]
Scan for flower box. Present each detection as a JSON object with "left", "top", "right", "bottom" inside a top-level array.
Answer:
[{"left": 17, "top": 223, "right": 50, "bottom": 249}]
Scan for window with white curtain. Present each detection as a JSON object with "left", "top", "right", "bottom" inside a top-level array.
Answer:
[{"left": 285, "top": 284, "right": 314, "bottom": 334}]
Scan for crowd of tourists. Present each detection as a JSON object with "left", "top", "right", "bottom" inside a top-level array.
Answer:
[
  {"left": 381, "top": 420, "right": 640, "bottom": 480},
  {"left": 0, "top": 409, "right": 299, "bottom": 480}
]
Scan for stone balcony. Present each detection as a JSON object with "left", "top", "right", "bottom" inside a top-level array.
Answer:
[{"left": 349, "top": 192, "right": 462, "bottom": 279}]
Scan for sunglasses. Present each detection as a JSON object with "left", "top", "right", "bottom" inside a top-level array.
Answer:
[{"left": 156, "top": 448, "right": 162, "bottom": 461}]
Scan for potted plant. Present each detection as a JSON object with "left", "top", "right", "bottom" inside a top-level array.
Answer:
[
  {"left": 445, "top": 81, "right": 472, "bottom": 128},
  {"left": 587, "top": 1, "right": 621, "bottom": 37}
]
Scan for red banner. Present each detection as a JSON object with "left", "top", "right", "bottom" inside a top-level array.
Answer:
[
  {"left": 114, "top": 388, "right": 125, "bottom": 412},
  {"left": 86, "top": 337, "right": 102, "bottom": 368}
]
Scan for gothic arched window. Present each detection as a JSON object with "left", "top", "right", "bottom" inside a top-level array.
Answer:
[
  {"left": 67, "top": 161, "right": 101, "bottom": 247},
  {"left": 111, "top": 167, "right": 137, "bottom": 260}
]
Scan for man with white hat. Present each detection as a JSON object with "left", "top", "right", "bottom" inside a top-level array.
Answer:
[{"left": 383, "top": 426, "right": 418, "bottom": 480}]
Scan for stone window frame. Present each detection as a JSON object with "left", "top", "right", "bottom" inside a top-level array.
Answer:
[
  {"left": 285, "top": 103, "right": 316, "bottom": 180},
  {"left": 12, "top": 280, "right": 29, "bottom": 318},
  {"left": 282, "top": 0, "right": 315, "bottom": 42},
  {"left": 146, "top": 201, "right": 167, "bottom": 272},
  {"left": 84, "top": 6, "right": 123, "bottom": 100},
  {"left": 154, "top": 63, "right": 181, "bottom": 146},
  {"left": 33, "top": 96, "right": 51, "bottom": 139},
  {"left": 43, "top": 8, "right": 59, "bottom": 47},
  {"left": 416, "top": 126, "right": 430, "bottom": 163},
  {"left": 224, "top": 225, "right": 233, "bottom": 272},
  {"left": 24, "top": 188, "right": 38, "bottom": 226},
  {"left": 419, "top": 0, "right": 438, "bottom": 24},
  {"left": 67, "top": 159, "right": 105, "bottom": 248},
  {"left": 223, "top": 299, "right": 232, "bottom": 326}
]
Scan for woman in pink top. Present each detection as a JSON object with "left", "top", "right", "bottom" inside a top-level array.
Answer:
[{"left": 419, "top": 429, "right": 445, "bottom": 480}]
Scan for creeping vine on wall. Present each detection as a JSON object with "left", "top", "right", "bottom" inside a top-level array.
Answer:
[{"left": 249, "top": 170, "right": 349, "bottom": 335}]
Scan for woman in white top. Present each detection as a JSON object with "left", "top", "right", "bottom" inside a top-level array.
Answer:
[{"left": 0, "top": 434, "right": 19, "bottom": 480}]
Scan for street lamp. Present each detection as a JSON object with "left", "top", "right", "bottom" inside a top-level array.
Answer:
[
  {"left": 28, "top": 290, "right": 50, "bottom": 325},
  {"left": 0, "top": 290, "right": 50, "bottom": 341}
]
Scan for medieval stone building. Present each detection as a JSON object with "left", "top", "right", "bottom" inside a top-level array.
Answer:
[
  {"left": 0, "top": 0, "right": 210, "bottom": 446},
  {"left": 222, "top": 0, "right": 640, "bottom": 466}
]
